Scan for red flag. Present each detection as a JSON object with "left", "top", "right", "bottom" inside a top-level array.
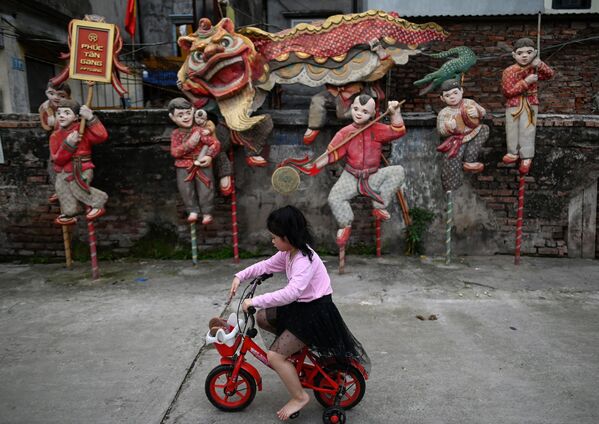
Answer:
[{"left": 125, "top": 0, "right": 136, "bottom": 37}]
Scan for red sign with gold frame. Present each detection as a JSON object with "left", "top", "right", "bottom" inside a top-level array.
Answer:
[{"left": 69, "top": 19, "right": 115, "bottom": 83}]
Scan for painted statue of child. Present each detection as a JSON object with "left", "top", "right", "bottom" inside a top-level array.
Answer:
[
  {"left": 436, "top": 79, "right": 489, "bottom": 191},
  {"left": 308, "top": 94, "right": 406, "bottom": 246},
  {"left": 39, "top": 82, "right": 72, "bottom": 132},
  {"left": 39, "top": 81, "right": 71, "bottom": 203},
  {"left": 50, "top": 99, "right": 108, "bottom": 225},
  {"left": 169, "top": 98, "right": 220, "bottom": 225},
  {"left": 502, "top": 37, "right": 555, "bottom": 174},
  {"left": 193, "top": 109, "right": 232, "bottom": 196}
]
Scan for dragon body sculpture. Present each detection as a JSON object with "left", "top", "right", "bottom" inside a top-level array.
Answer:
[
  {"left": 177, "top": 10, "right": 448, "bottom": 164},
  {"left": 413, "top": 46, "right": 477, "bottom": 95}
]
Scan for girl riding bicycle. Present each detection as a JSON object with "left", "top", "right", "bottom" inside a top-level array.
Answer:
[{"left": 229, "top": 205, "right": 370, "bottom": 421}]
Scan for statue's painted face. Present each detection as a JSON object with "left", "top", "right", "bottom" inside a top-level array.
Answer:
[
  {"left": 194, "top": 109, "right": 208, "bottom": 126},
  {"left": 351, "top": 97, "right": 376, "bottom": 125},
  {"left": 178, "top": 18, "right": 258, "bottom": 100},
  {"left": 46, "top": 88, "right": 69, "bottom": 108},
  {"left": 169, "top": 108, "right": 194, "bottom": 129},
  {"left": 513, "top": 46, "right": 536, "bottom": 66},
  {"left": 56, "top": 107, "right": 77, "bottom": 128},
  {"left": 441, "top": 87, "right": 463, "bottom": 107}
]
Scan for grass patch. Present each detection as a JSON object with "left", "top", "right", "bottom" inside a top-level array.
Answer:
[{"left": 404, "top": 207, "right": 435, "bottom": 256}]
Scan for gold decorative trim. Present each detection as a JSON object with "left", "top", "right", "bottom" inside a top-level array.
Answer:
[
  {"left": 239, "top": 10, "right": 447, "bottom": 42},
  {"left": 275, "top": 53, "right": 289, "bottom": 62}
]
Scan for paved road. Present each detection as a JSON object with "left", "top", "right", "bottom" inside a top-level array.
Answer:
[{"left": 1, "top": 255, "right": 598, "bottom": 424}]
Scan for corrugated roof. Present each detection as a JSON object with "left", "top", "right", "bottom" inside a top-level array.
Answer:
[{"left": 364, "top": 0, "right": 596, "bottom": 16}]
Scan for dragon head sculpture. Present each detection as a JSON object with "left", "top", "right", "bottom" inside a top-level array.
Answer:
[{"left": 177, "top": 18, "right": 267, "bottom": 131}]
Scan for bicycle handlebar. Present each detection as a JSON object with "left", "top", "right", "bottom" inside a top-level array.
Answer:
[
  {"left": 257, "top": 273, "right": 273, "bottom": 283},
  {"left": 245, "top": 273, "right": 273, "bottom": 296}
]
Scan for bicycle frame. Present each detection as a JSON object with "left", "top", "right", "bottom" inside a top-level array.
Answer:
[{"left": 218, "top": 329, "right": 343, "bottom": 398}]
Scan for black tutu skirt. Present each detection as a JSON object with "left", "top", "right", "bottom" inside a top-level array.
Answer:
[{"left": 273, "top": 294, "right": 370, "bottom": 373}]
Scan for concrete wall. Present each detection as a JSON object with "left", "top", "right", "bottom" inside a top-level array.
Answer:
[
  {"left": 0, "top": 16, "right": 30, "bottom": 113},
  {"left": 1, "top": 110, "right": 598, "bottom": 260},
  {"left": 266, "top": 0, "right": 357, "bottom": 31}
]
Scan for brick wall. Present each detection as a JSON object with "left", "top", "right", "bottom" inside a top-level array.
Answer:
[
  {"left": 0, "top": 111, "right": 236, "bottom": 260},
  {"left": 391, "top": 15, "right": 599, "bottom": 115},
  {"left": 473, "top": 115, "right": 599, "bottom": 257},
  {"left": 1, "top": 111, "right": 598, "bottom": 260}
]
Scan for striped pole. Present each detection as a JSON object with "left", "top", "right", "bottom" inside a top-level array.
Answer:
[
  {"left": 446, "top": 190, "right": 453, "bottom": 265},
  {"left": 87, "top": 220, "right": 100, "bottom": 280},
  {"left": 515, "top": 173, "right": 526, "bottom": 265},
  {"left": 190, "top": 222, "right": 198, "bottom": 265},
  {"left": 375, "top": 218, "right": 381, "bottom": 257},
  {"left": 228, "top": 147, "right": 239, "bottom": 263},
  {"left": 338, "top": 245, "right": 345, "bottom": 274},
  {"left": 62, "top": 225, "right": 73, "bottom": 269}
]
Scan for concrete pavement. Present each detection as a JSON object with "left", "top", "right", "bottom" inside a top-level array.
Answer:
[{"left": 1, "top": 255, "right": 598, "bottom": 424}]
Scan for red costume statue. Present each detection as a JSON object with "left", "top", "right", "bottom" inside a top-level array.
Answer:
[
  {"left": 50, "top": 99, "right": 108, "bottom": 225},
  {"left": 310, "top": 95, "right": 406, "bottom": 246},
  {"left": 502, "top": 37, "right": 555, "bottom": 174},
  {"left": 169, "top": 98, "right": 221, "bottom": 224}
]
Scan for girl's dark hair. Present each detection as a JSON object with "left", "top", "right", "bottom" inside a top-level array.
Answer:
[{"left": 267, "top": 205, "right": 314, "bottom": 261}]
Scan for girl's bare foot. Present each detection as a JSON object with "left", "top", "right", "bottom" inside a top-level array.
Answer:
[{"left": 276, "top": 391, "right": 309, "bottom": 420}]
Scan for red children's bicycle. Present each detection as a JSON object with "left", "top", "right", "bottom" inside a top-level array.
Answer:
[{"left": 204, "top": 273, "right": 368, "bottom": 424}]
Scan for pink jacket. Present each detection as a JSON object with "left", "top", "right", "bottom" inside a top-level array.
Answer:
[{"left": 235, "top": 249, "right": 332, "bottom": 309}]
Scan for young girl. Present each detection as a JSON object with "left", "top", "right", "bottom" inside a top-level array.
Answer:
[{"left": 229, "top": 205, "right": 369, "bottom": 421}]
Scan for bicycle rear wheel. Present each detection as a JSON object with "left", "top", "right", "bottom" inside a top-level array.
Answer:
[{"left": 314, "top": 364, "right": 366, "bottom": 410}]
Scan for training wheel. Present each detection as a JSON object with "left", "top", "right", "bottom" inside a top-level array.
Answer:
[{"left": 323, "top": 406, "right": 346, "bottom": 424}]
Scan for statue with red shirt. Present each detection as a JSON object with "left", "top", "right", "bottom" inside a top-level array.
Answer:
[
  {"left": 309, "top": 94, "right": 406, "bottom": 246},
  {"left": 502, "top": 37, "right": 555, "bottom": 174},
  {"left": 168, "top": 98, "right": 221, "bottom": 225},
  {"left": 50, "top": 99, "right": 108, "bottom": 225},
  {"left": 39, "top": 81, "right": 71, "bottom": 204}
]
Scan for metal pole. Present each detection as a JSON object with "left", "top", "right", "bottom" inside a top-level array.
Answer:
[
  {"left": 192, "top": 0, "right": 198, "bottom": 31},
  {"left": 515, "top": 173, "right": 526, "bottom": 265},
  {"left": 87, "top": 220, "right": 100, "bottom": 280},
  {"left": 228, "top": 147, "right": 239, "bottom": 263},
  {"left": 338, "top": 245, "right": 345, "bottom": 274},
  {"left": 62, "top": 225, "right": 72, "bottom": 269},
  {"left": 136, "top": 0, "right": 144, "bottom": 45},
  {"left": 375, "top": 218, "right": 381, "bottom": 257},
  {"left": 190, "top": 222, "right": 198, "bottom": 265},
  {"left": 445, "top": 190, "right": 453, "bottom": 265}
]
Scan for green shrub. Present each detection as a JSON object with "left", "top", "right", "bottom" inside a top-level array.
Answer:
[{"left": 404, "top": 207, "right": 435, "bottom": 256}]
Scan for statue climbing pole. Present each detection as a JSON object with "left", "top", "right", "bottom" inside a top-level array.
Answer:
[{"left": 49, "top": 15, "right": 130, "bottom": 279}]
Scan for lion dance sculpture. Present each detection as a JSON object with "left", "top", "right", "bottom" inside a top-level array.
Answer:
[{"left": 176, "top": 10, "right": 448, "bottom": 165}]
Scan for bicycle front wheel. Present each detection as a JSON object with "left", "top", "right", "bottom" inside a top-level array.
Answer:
[{"left": 205, "top": 364, "right": 257, "bottom": 412}]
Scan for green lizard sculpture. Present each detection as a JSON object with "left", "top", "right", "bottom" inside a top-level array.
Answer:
[{"left": 414, "top": 46, "right": 477, "bottom": 95}]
